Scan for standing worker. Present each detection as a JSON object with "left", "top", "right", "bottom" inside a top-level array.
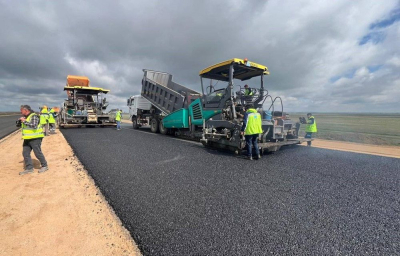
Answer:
[
  {"left": 241, "top": 104, "right": 263, "bottom": 160},
  {"left": 115, "top": 109, "right": 122, "bottom": 130},
  {"left": 305, "top": 113, "right": 317, "bottom": 146},
  {"left": 18, "top": 105, "right": 49, "bottom": 175},
  {"left": 40, "top": 106, "right": 49, "bottom": 136},
  {"left": 48, "top": 108, "right": 57, "bottom": 134}
]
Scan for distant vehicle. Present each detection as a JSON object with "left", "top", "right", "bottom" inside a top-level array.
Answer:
[{"left": 58, "top": 75, "right": 116, "bottom": 128}]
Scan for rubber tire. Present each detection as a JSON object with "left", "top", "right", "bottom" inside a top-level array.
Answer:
[
  {"left": 150, "top": 118, "right": 159, "bottom": 133},
  {"left": 132, "top": 117, "right": 139, "bottom": 129},
  {"left": 159, "top": 121, "right": 169, "bottom": 135}
]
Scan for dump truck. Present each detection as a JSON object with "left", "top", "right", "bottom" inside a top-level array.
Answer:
[
  {"left": 127, "top": 70, "right": 201, "bottom": 132},
  {"left": 58, "top": 75, "right": 116, "bottom": 128},
  {"left": 129, "top": 59, "right": 310, "bottom": 154}
]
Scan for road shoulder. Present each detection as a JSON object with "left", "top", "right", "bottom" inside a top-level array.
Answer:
[
  {"left": 305, "top": 139, "right": 400, "bottom": 158},
  {"left": 0, "top": 131, "right": 141, "bottom": 256}
]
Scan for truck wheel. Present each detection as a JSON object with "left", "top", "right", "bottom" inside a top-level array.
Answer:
[
  {"left": 150, "top": 119, "right": 159, "bottom": 133},
  {"left": 132, "top": 117, "right": 139, "bottom": 129},
  {"left": 159, "top": 121, "right": 169, "bottom": 135}
]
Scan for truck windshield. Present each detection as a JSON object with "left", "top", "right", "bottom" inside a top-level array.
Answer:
[{"left": 201, "top": 79, "right": 228, "bottom": 103}]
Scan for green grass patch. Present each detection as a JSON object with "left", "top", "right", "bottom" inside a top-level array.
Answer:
[{"left": 289, "top": 113, "right": 400, "bottom": 146}]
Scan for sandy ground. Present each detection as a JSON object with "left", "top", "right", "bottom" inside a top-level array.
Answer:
[
  {"left": 0, "top": 130, "right": 141, "bottom": 256},
  {"left": 305, "top": 139, "right": 400, "bottom": 159}
]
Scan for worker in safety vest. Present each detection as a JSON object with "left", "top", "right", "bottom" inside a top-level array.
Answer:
[
  {"left": 244, "top": 84, "right": 253, "bottom": 96},
  {"left": 305, "top": 113, "right": 317, "bottom": 146},
  {"left": 40, "top": 106, "right": 49, "bottom": 136},
  {"left": 18, "top": 105, "right": 49, "bottom": 175},
  {"left": 115, "top": 109, "right": 122, "bottom": 130},
  {"left": 48, "top": 108, "right": 57, "bottom": 134},
  {"left": 240, "top": 104, "right": 263, "bottom": 160}
]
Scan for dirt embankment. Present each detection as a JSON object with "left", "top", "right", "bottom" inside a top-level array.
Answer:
[
  {"left": 304, "top": 139, "right": 400, "bottom": 159},
  {"left": 0, "top": 131, "right": 141, "bottom": 256}
]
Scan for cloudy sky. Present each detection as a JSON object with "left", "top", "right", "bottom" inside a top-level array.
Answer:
[{"left": 1, "top": 0, "right": 399, "bottom": 113}]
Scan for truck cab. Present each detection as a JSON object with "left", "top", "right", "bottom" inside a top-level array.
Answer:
[{"left": 127, "top": 95, "right": 152, "bottom": 129}]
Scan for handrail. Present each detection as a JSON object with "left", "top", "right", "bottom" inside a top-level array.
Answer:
[{"left": 267, "top": 96, "right": 284, "bottom": 117}]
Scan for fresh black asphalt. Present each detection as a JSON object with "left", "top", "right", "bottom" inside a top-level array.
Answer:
[
  {"left": 0, "top": 115, "right": 20, "bottom": 140},
  {"left": 61, "top": 124, "right": 400, "bottom": 255}
]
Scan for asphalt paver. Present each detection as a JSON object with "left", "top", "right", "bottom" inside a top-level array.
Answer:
[
  {"left": 61, "top": 124, "right": 400, "bottom": 255},
  {"left": 0, "top": 115, "right": 20, "bottom": 140}
]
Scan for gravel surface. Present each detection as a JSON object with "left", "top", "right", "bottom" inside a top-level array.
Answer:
[
  {"left": 62, "top": 124, "right": 400, "bottom": 255},
  {"left": 0, "top": 115, "right": 20, "bottom": 140}
]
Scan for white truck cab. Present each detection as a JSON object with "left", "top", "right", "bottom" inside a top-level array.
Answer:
[
  {"left": 127, "top": 95, "right": 152, "bottom": 116},
  {"left": 127, "top": 95, "right": 153, "bottom": 128}
]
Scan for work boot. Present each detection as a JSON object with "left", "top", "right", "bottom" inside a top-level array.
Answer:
[
  {"left": 247, "top": 156, "right": 253, "bottom": 161},
  {"left": 38, "top": 166, "right": 49, "bottom": 173},
  {"left": 19, "top": 169, "right": 34, "bottom": 176}
]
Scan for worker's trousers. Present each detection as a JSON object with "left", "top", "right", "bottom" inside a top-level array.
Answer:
[
  {"left": 49, "top": 123, "right": 56, "bottom": 132},
  {"left": 245, "top": 134, "right": 260, "bottom": 157},
  {"left": 23, "top": 138, "right": 47, "bottom": 170},
  {"left": 305, "top": 132, "right": 313, "bottom": 146},
  {"left": 116, "top": 121, "right": 121, "bottom": 130}
]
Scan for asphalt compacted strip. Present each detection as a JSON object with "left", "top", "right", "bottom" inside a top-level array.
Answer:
[
  {"left": 0, "top": 115, "right": 20, "bottom": 140},
  {"left": 62, "top": 125, "right": 400, "bottom": 255}
]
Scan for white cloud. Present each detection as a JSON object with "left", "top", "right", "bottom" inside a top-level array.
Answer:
[{"left": 387, "top": 55, "right": 400, "bottom": 67}]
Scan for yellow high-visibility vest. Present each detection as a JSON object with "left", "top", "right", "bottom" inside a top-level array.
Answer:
[
  {"left": 244, "top": 109, "right": 263, "bottom": 135},
  {"left": 115, "top": 111, "right": 121, "bottom": 121},
  {"left": 244, "top": 88, "right": 254, "bottom": 96},
  {"left": 48, "top": 109, "right": 56, "bottom": 124},
  {"left": 40, "top": 109, "right": 49, "bottom": 125},
  {"left": 305, "top": 116, "right": 317, "bottom": 133},
  {"left": 22, "top": 113, "right": 44, "bottom": 140}
]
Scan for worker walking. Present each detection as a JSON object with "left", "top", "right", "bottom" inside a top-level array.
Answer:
[
  {"left": 48, "top": 108, "right": 57, "bottom": 134},
  {"left": 40, "top": 106, "right": 49, "bottom": 136},
  {"left": 116, "top": 109, "right": 122, "bottom": 130},
  {"left": 18, "top": 105, "right": 49, "bottom": 175},
  {"left": 305, "top": 113, "right": 317, "bottom": 146},
  {"left": 241, "top": 104, "right": 263, "bottom": 160}
]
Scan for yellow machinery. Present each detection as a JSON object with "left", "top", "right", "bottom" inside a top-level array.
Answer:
[{"left": 58, "top": 76, "right": 116, "bottom": 128}]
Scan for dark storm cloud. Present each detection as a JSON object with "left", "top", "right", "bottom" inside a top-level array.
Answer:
[{"left": 0, "top": 0, "right": 399, "bottom": 112}]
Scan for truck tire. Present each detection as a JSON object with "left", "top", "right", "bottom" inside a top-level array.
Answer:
[
  {"left": 159, "top": 121, "right": 169, "bottom": 135},
  {"left": 150, "top": 118, "right": 159, "bottom": 133},
  {"left": 132, "top": 117, "right": 139, "bottom": 129}
]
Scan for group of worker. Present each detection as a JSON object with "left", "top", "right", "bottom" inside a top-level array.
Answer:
[
  {"left": 241, "top": 102, "right": 317, "bottom": 160},
  {"left": 39, "top": 105, "right": 57, "bottom": 135}
]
